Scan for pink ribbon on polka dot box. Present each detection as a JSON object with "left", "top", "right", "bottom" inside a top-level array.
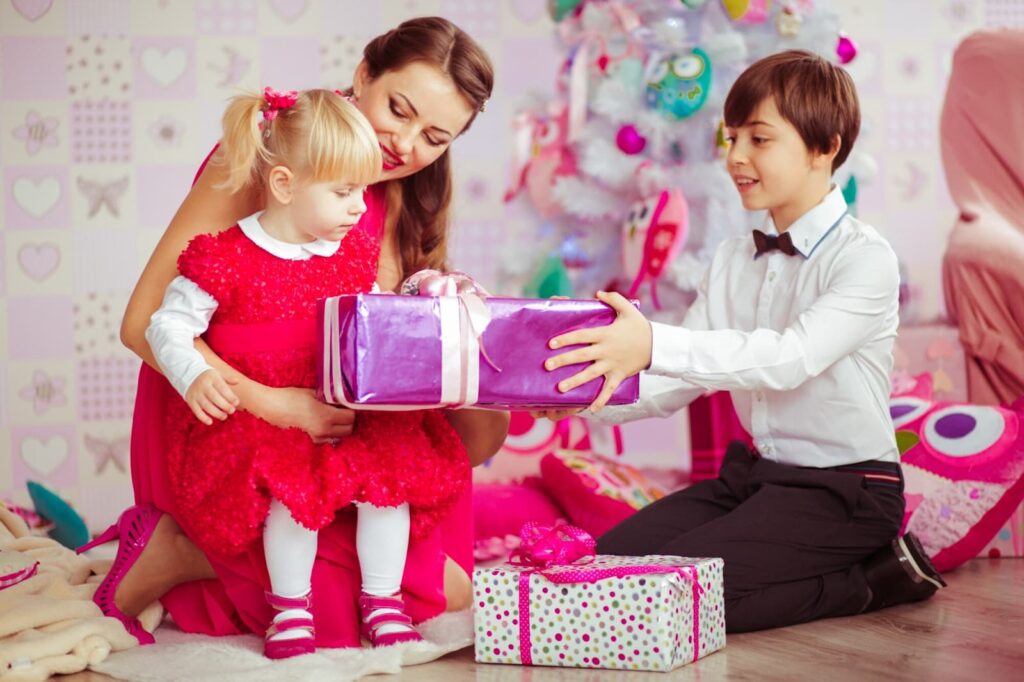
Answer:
[{"left": 473, "top": 525, "right": 725, "bottom": 672}]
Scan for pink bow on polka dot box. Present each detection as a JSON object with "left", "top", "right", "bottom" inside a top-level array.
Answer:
[{"left": 473, "top": 525, "right": 725, "bottom": 672}]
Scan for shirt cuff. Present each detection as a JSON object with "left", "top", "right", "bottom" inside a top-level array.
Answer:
[
  {"left": 648, "top": 321, "right": 691, "bottom": 378},
  {"left": 169, "top": 361, "right": 215, "bottom": 400}
]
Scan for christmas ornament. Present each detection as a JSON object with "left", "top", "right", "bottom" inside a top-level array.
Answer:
[
  {"left": 621, "top": 189, "right": 689, "bottom": 309},
  {"left": 525, "top": 253, "right": 575, "bottom": 299},
  {"left": 615, "top": 124, "right": 647, "bottom": 155},
  {"left": 836, "top": 32, "right": 858, "bottom": 64},
  {"left": 644, "top": 47, "right": 712, "bottom": 120},
  {"left": 777, "top": 3, "right": 803, "bottom": 37},
  {"left": 549, "top": 0, "right": 583, "bottom": 23},
  {"left": 504, "top": 104, "right": 577, "bottom": 217},
  {"left": 722, "top": 0, "right": 772, "bottom": 24}
]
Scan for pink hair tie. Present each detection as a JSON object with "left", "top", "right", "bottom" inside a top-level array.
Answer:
[{"left": 262, "top": 86, "right": 298, "bottom": 121}]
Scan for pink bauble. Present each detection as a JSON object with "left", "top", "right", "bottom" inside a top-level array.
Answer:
[
  {"left": 615, "top": 124, "right": 647, "bottom": 155},
  {"left": 836, "top": 33, "right": 858, "bottom": 64}
]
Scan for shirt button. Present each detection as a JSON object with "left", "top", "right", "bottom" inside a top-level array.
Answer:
[
  {"left": 767, "top": 271, "right": 776, "bottom": 282},
  {"left": 755, "top": 391, "right": 764, "bottom": 401}
]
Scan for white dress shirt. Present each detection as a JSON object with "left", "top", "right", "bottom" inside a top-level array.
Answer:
[
  {"left": 597, "top": 186, "right": 901, "bottom": 467},
  {"left": 145, "top": 212, "right": 356, "bottom": 399}
]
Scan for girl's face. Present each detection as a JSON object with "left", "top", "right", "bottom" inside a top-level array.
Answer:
[
  {"left": 353, "top": 61, "right": 477, "bottom": 182},
  {"left": 290, "top": 177, "right": 368, "bottom": 242}
]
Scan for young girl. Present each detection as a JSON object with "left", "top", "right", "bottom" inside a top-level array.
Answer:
[{"left": 142, "top": 88, "right": 470, "bottom": 657}]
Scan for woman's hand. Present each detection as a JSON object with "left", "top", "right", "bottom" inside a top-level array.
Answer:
[
  {"left": 259, "top": 385, "right": 357, "bottom": 444},
  {"left": 529, "top": 408, "right": 583, "bottom": 422}
]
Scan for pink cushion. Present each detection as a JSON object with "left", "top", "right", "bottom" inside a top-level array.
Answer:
[
  {"left": 472, "top": 478, "right": 566, "bottom": 560},
  {"left": 540, "top": 451, "right": 666, "bottom": 538},
  {"left": 892, "top": 393, "right": 1024, "bottom": 572}
]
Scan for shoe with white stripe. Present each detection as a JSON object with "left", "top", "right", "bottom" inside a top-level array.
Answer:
[{"left": 862, "top": 532, "right": 947, "bottom": 612}]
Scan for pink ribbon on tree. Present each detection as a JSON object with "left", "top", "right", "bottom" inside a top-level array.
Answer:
[
  {"left": 508, "top": 523, "right": 704, "bottom": 666},
  {"left": 262, "top": 86, "right": 298, "bottom": 121}
]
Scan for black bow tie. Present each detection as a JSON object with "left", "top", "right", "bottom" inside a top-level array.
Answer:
[{"left": 752, "top": 229, "right": 798, "bottom": 257}]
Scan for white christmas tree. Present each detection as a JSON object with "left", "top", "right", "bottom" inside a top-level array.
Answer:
[{"left": 502, "top": 0, "right": 873, "bottom": 322}]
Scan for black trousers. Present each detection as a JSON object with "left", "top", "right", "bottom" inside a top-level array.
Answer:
[{"left": 597, "top": 442, "right": 905, "bottom": 633}]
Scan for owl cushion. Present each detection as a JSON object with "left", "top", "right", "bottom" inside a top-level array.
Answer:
[
  {"left": 891, "top": 388, "right": 1024, "bottom": 572},
  {"left": 540, "top": 450, "right": 666, "bottom": 537}
]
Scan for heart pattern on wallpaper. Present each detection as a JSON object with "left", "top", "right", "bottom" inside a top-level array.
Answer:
[
  {"left": 270, "top": 0, "right": 308, "bottom": 22},
  {"left": 18, "top": 243, "right": 61, "bottom": 281},
  {"left": 510, "top": 0, "right": 545, "bottom": 23},
  {"left": 12, "top": 0, "right": 53, "bottom": 21},
  {"left": 21, "top": 436, "right": 69, "bottom": 477},
  {"left": 140, "top": 46, "right": 188, "bottom": 87},
  {"left": 13, "top": 177, "right": 61, "bottom": 218}
]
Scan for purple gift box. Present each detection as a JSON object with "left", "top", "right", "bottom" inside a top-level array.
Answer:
[{"left": 317, "top": 294, "right": 640, "bottom": 410}]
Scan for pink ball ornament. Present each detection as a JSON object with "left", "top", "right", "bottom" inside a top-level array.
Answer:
[
  {"left": 615, "top": 124, "right": 647, "bottom": 155},
  {"left": 836, "top": 32, "right": 858, "bottom": 64}
]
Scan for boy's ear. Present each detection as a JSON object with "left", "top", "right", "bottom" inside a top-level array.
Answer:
[
  {"left": 813, "top": 134, "right": 842, "bottom": 170},
  {"left": 268, "top": 165, "right": 295, "bottom": 204}
]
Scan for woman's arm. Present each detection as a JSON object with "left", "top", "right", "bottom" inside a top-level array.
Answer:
[
  {"left": 445, "top": 409, "right": 510, "bottom": 467},
  {"left": 121, "top": 147, "right": 258, "bottom": 367},
  {"left": 121, "top": 149, "right": 357, "bottom": 441}
]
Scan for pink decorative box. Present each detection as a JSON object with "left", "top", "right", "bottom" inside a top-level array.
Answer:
[
  {"left": 894, "top": 323, "right": 967, "bottom": 402},
  {"left": 317, "top": 294, "right": 640, "bottom": 410},
  {"left": 473, "top": 555, "right": 725, "bottom": 672}
]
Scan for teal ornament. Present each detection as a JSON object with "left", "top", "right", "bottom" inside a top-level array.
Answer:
[
  {"left": 680, "top": 0, "right": 707, "bottom": 7},
  {"left": 524, "top": 253, "right": 574, "bottom": 299},
  {"left": 548, "top": 0, "right": 583, "bottom": 22},
  {"left": 841, "top": 175, "right": 858, "bottom": 206},
  {"left": 644, "top": 47, "right": 712, "bottom": 120},
  {"left": 27, "top": 480, "right": 91, "bottom": 550}
]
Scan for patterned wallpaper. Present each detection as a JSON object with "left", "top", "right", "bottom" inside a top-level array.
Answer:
[{"left": 0, "top": 0, "right": 1019, "bottom": 531}]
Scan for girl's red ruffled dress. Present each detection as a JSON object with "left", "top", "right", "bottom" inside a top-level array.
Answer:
[{"left": 165, "top": 221, "right": 470, "bottom": 557}]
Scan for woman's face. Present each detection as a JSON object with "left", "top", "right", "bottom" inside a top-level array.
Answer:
[{"left": 353, "top": 60, "right": 476, "bottom": 182}]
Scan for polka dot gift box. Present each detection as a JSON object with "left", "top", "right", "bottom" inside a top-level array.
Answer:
[{"left": 473, "top": 524, "right": 725, "bottom": 672}]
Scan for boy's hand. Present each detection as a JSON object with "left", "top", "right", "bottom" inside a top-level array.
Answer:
[
  {"left": 544, "top": 291, "right": 652, "bottom": 413},
  {"left": 185, "top": 369, "right": 240, "bottom": 425}
]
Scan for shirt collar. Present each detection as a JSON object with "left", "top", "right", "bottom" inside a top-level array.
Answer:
[
  {"left": 761, "top": 185, "right": 848, "bottom": 258},
  {"left": 238, "top": 212, "right": 341, "bottom": 260}
]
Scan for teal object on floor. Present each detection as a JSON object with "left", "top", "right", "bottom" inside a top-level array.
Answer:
[{"left": 26, "top": 480, "right": 90, "bottom": 550}]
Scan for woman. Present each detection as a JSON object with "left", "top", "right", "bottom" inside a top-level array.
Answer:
[{"left": 107, "top": 17, "right": 508, "bottom": 648}]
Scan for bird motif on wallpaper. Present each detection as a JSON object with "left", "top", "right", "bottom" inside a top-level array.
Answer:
[{"left": 207, "top": 46, "right": 250, "bottom": 88}]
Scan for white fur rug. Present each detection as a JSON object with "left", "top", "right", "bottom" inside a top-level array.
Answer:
[{"left": 89, "top": 610, "right": 474, "bottom": 682}]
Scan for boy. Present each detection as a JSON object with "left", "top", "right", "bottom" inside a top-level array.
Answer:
[{"left": 543, "top": 50, "right": 946, "bottom": 632}]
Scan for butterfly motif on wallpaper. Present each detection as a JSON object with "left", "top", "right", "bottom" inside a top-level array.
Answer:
[
  {"left": 77, "top": 176, "right": 129, "bottom": 218},
  {"left": 84, "top": 434, "right": 129, "bottom": 475}
]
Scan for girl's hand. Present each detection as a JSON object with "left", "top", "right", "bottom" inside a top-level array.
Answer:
[
  {"left": 184, "top": 369, "right": 239, "bottom": 425},
  {"left": 262, "top": 386, "right": 357, "bottom": 444}
]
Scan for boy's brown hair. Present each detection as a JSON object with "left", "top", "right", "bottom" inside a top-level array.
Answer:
[{"left": 724, "top": 50, "right": 860, "bottom": 172}]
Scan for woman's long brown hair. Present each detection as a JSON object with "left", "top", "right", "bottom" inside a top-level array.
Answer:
[{"left": 361, "top": 17, "right": 494, "bottom": 279}]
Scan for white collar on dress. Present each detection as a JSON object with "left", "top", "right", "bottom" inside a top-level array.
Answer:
[{"left": 237, "top": 211, "right": 341, "bottom": 260}]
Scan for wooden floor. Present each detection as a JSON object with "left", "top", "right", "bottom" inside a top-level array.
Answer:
[{"left": 61, "top": 558, "right": 1023, "bottom": 681}]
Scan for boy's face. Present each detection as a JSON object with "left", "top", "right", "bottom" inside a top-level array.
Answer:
[{"left": 725, "top": 96, "right": 832, "bottom": 225}]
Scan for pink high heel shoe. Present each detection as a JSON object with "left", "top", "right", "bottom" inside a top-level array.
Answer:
[
  {"left": 359, "top": 592, "right": 424, "bottom": 647},
  {"left": 264, "top": 591, "right": 316, "bottom": 659},
  {"left": 77, "top": 504, "right": 162, "bottom": 645}
]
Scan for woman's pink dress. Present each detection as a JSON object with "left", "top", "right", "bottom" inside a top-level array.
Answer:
[{"left": 130, "top": 151, "right": 475, "bottom": 647}]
